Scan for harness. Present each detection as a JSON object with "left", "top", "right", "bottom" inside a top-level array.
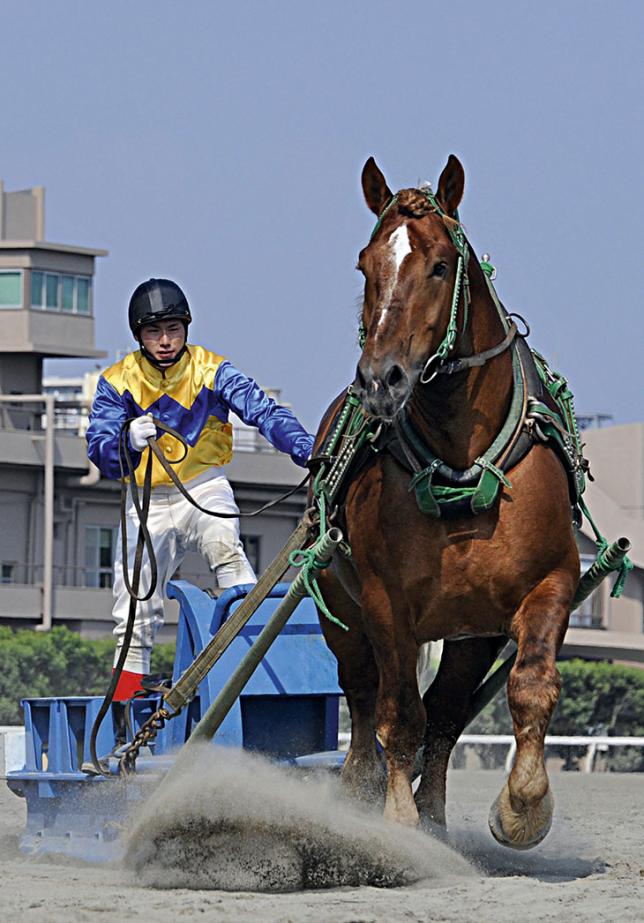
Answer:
[{"left": 311, "top": 183, "right": 631, "bottom": 596}]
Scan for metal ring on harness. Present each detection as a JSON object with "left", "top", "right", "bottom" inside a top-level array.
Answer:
[
  {"left": 507, "top": 312, "right": 530, "bottom": 338},
  {"left": 420, "top": 352, "right": 442, "bottom": 385}
]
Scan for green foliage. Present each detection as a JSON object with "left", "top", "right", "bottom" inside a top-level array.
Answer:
[
  {"left": 467, "top": 659, "right": 644, "bottom": 771},
  {"left": 1, "top": 630, "right": 642, "bottom": 773},
  {"left": 0, "top": 626, "right": 175, "bottom": 725}
]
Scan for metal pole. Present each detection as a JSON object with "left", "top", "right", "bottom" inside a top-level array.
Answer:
[
  {"left": 186, "top": 526, "right": 342, "bottom": 748},
  {"left": 0, "top": 394, "right": 55, "bottom": 630},
  {"left": 164, "top": 519, "right": 311, "bottom": 713},
  {"left": 37, "top": 395, "right": 55, "bottom": 631}
]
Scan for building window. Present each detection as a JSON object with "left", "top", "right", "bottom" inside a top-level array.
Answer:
[
  {"left": 569, "top": 554, "right": 604, "bottom": 629},
  {"left": 31, "top": 271, "right": 44, "bottom": 309},
  {"left": 31, "top": 270, "right": 92, "bottom": 315},
  {"left": 61, "top": 275, "right": 74, "bottom": 312},
  {"left": 241, "top": 535, "right": 261, "bottom": 574},
  {"left": 46, "top": 273, "right": 59, "bottom": 309},
  {"left": 0, "top": 270, "right": 23, "bottom": 308},
  {"left": 76, "top": 277, "right": 91, "bottom": 314},
  {"left": 85, "top": 526, "right": 117, "bottom": 588},
  {"left": 1, "top": 563, "right": 15, "bottom": 584}
]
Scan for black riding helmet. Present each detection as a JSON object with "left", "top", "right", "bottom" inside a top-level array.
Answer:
[
  {"left": 128, "top": 278, "right": 192, "bottom": 368},
  {"left": 128, "top": 278, "right": 192, "bottom": 336}
]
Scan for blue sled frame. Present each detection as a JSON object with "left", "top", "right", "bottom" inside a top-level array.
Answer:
[{"left": 6, "top": 581, "right": 345, "bottom": 861}]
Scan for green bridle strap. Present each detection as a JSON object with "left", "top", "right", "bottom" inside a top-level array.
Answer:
[
  {"left": 364, "top": 185, "right": 471, "bottom": 375},
  {"left": 368, "top": 194, "right": 399, "bottom": 241}
]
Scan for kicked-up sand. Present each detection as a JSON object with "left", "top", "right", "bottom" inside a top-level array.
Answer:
[{"left": 1, "top": 752, "right": 642, "bottom": 922}]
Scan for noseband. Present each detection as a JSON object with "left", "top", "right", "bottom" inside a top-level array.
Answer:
[{"left": 361, "top": 185, "right": 523, "bottom": 383}]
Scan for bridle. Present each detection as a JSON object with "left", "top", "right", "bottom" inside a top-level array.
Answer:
[{"left": 360, "top": 184, "right": 523, "bottom": 384}]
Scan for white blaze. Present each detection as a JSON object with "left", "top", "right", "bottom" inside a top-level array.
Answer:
[
  {"left": 390, "top": 224, "right": 412, "bottom": 270},
  {"left": 376, "top": 225, "right": 412, "bottom": 334}
]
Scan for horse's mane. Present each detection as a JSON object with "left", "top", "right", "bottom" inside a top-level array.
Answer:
[{"left": 396, "top": 188, "right": 459, "bottom": 233}]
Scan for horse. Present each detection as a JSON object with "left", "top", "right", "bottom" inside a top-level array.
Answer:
[{"left": 313, "top": 155, "right": 580, "bottom": 849}]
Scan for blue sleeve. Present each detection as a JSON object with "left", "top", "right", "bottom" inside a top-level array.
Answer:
[
  {"left": 215, "top": 361, "right": 314, "bottom": 467},
  {"left": 86, "top": 376, "right": 142, "bottom": 480}
]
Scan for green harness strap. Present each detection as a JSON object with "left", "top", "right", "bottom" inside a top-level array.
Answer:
[{"left": 405, "top": 341, "right": 524, "bottom": 517}]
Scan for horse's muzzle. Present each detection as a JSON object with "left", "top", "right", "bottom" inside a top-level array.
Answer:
[{"left": 355, "top": 358, "right": 412, "bottom": 419}]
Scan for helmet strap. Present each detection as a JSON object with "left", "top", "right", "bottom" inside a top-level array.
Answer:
[{"left": 138, "top": 338, "right": 189, "bottom": 370}]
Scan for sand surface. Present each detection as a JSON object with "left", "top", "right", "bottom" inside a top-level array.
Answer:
[{"left": 1, "top": 758, "right": 643, "bottom": 922}]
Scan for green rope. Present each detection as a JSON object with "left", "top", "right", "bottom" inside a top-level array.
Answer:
[
  {"left": 609, "top": 553, "right": 633, "bottom": 599},
  {"left": 358, "top": 320, "right": 367, "bottom": 349},
  {"left": 288, "top": 546, "right": 349, "bottom": 631},
  {"left": 578, "top": 496, "right": 633, "bottom": 599},
  {"left": 480, "top": 258, "right": 496, "bottom": 279}
]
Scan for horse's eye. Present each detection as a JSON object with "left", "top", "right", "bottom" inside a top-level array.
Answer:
[{"left": 431, "top": 261, "right": 448, "bottom": 278}]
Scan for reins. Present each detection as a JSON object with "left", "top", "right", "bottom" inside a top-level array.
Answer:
[{"left": 87, "top": 418, "right": 310, "bottom": 776}]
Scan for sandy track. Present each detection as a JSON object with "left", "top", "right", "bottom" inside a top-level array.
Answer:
[{"left": 1, "top": 766, "right": 642, "bottom": 922}]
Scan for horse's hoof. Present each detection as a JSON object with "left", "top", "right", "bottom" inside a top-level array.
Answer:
[{"left": 488, "top": 780, "right": 554, "bottom": 850}]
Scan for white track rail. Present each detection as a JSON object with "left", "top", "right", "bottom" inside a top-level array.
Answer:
[{"left": 337, "top": 732, "right": 644, "bottom": 772}]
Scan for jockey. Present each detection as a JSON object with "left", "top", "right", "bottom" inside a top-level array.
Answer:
[{"left": 86, "top": 278, "right": 314, "bottom": 701}]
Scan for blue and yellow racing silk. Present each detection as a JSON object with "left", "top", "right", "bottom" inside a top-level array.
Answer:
[{"left": 86, "top": 345, "right": 314, "bottom": 487}]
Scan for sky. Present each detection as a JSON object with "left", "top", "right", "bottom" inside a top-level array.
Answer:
[{"left": 1, "top": 0, "right": 642, "bottom": 431}]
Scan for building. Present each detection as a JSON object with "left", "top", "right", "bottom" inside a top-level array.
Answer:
[
  {"left": 569, "top": 422, "right": 644, "bottom": 662},
  {"left": 0, "top": 179, "right": 642, "bottom": 663},
  {"left": 0, "top": 180, "right": 308, "bottom": 641}
]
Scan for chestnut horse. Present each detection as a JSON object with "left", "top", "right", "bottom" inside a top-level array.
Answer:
[{"left": 314, "top": 155, "right": 579, "bottom": 848}]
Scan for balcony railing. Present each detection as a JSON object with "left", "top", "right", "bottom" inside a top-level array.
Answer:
[
  {"left": 0, "top": 396, "right": 279, "bottom": 452},
  {"left": 0, "top": 562, "right": 115, "bottom": 590},
  {"left": 0, "top": 398, "right": 90, "bottom": 434}
]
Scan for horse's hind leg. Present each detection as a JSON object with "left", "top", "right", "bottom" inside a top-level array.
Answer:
[
  {"left": 415, "top": 636, "right": 506, "bottom": 831},
  {"left": 489, "top": 573, "right": 573, "bottom": 850}
]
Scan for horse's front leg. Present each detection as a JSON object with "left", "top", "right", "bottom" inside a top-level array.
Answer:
[
  {"left": 489, "top": 571, "right": 574, "bottom": 849},
  {"left": 364, "top": 580, "right": 425, "bottom": 827},
  {"left": 316, "top": 571, "right": 385, "bottom": 804}
]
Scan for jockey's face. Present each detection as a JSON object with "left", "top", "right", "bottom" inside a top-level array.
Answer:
[{"left": 139, "top": 319, "right": 186, "bottom": 365}]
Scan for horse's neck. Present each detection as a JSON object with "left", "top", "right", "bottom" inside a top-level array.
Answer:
[{"left": 407, "top": 265, "right": 514, "bottom": 470}]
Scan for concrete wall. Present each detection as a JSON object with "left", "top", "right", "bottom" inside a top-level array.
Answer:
[
  {"left": 583, "top": 423, "right": 644, "bottom": 519},
  {"left": 0, "top": 185, "right": 44, "bottom": 241},
  {"left": 0, "top": 308, "right": 101, "bottom": 358}
]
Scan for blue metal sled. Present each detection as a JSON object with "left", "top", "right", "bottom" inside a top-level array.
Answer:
[{"left": 5, "top": 581, "right": 345, "bottom": 861}]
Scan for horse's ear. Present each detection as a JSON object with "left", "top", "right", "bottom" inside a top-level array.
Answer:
[
  {"left": 436, "top": 154, "right": 465, "bottom": 218},
  {"left": 361, "top": 157, "right": 394, "bottom": 216}
]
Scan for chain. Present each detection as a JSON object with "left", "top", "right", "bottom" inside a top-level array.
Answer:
[{"left": 118, "top": 704, "right": 175, "bottom": 776}]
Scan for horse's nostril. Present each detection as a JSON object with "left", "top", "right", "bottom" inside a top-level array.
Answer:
[{"left": 385, "top": 364, "right": 404, "bottom": 390}]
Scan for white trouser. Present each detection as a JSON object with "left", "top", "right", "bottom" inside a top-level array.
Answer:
[{"left": 112, "top": 472, "right": 257, "bottom": 673}]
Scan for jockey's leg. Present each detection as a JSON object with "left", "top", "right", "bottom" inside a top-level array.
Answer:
[
  {"left": 184, "top": 475, "right": 257, "bottom": 588},
  {"left": 112, "top": 489, "right": 184, "bottom": 699},
  {"left": 415, "top": 636, "right": 506, "bottom": 830},
  {"left": 489, "top": 571, "right": 573, "bottom": 849}
]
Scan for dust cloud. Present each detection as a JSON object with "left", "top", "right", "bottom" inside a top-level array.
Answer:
[{"left": 124, "top": 746, "right": 475, "bottom": 892}]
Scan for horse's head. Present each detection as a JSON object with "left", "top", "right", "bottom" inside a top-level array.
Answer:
[{"left": 355, "top": 155, "right": 466, "bottom": 419}]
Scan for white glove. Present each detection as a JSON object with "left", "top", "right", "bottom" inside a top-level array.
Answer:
[{"left": 129, "top": 414, "right": 157, "bottom": 451}]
